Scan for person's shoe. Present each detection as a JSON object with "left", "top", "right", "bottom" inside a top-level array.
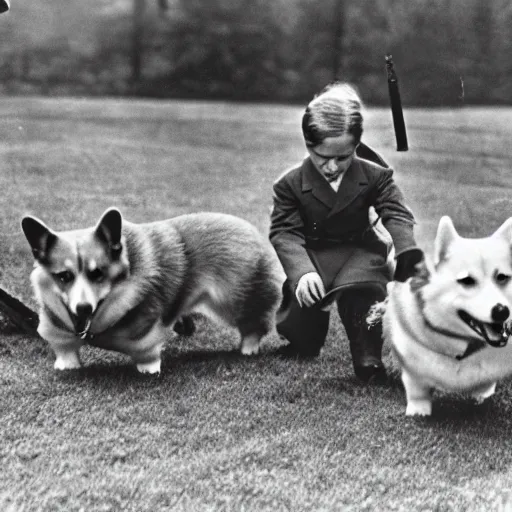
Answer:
[{"left": 354, "top": 360, "right": 386, "bottom": 383}]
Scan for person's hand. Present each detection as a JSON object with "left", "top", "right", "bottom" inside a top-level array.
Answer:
[
  {"left": 295, "top": 272, "right": 326, "bottom": 307},
  {"left": 394, "top": 248, "right": 424, "bottom": 282}
]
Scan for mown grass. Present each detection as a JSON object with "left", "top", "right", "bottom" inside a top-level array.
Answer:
[{"left": 2, "top": 98, "right": 512, "bottom": 511}]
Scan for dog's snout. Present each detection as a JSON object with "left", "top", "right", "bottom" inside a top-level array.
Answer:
[
  {"left": 76, "top": 302, "right": 93, "bottom": 318},
  {"left": 491, "top": 303, "right": 510, "bottom": 323}
]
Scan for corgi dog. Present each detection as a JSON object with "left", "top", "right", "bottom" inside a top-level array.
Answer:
[
  {"left": 369, "top": 216, "right": 512, "bottom": 416},
  {"left": 21, "top": 208, "right": 283, "bottom": 374}
]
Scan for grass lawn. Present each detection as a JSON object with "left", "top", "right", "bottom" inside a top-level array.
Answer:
[{"left": 1, "top": 97, "right": 512, "bottom": 511}]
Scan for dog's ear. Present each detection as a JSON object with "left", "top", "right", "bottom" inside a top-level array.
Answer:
[
  {"left": 434, "top": 216, "right": 459, "bottom": 265},
  {"left": 94, "top": 208, "right": 123, "bottom": 259},
  {"left": 491, "top": 217, "right": 512, "bottom": 244},
  {"left": 21, "top": 216, "right": 58, "bottom": 263}
]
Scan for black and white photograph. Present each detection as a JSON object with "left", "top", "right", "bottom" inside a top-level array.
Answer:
[{"left": 1, "top": 0, "right": 512, "bottom": 510}]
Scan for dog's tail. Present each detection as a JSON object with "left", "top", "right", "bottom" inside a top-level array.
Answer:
[{"left": 366, "top": 297, "right": 388, "bottom": 328}]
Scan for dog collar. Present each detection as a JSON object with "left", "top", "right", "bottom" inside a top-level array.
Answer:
[
  {"left": 45, "top": 306, "right": 84, "bottom": 337},
  {"left": 455, "top": 341, "right": 486, "bottom": 360},
  {"left": 412, "top": 285, "right": 487, "bottom": 359},
  {"left": 48, "top": 299, "right": 97, "bottom": 341}
]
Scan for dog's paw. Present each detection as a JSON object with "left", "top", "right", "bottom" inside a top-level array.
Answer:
[
  {"left": 241, "top": 344, "right": 260, "bottom": 356},
  {"left": 54, "top": 353, "right": 82, "bottom": 370},
  {"left": 472, "top": 382, "right": 496, "bottom": 404},
  {"left": 136, "top": 360, "right": 161, "bottom": 375},
  {"left": 240, "top": 335, "right": 260, "bottom": 356},
  {"left": 405, "top": 400, "right": 432, "bottom": 416}
]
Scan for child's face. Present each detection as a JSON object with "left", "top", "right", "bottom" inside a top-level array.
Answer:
[{"left": 308, "top": 134, "right": 358, "bottom": 182}]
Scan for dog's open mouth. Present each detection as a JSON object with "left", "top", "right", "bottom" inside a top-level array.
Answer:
[
  {"left": 458, "top": 310, "right": 509, "bottom": 347},
  {"left": 65, "top": 299, "right": 103, "bottom": 340},
  {"left": 73, "top": 314, "right": 93, "bottom": 339}
]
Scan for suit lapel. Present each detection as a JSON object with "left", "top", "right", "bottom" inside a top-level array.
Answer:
[
  {"left": 301, "top": 158, "right": 336, "bottom": 210},
  {"left": 328, "top": 159, "right": 368, "bottom": 217}
]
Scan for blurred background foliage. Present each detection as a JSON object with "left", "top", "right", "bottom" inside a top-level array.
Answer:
[{"left": 0, "top": 0, "right": 510, "bottom": 105}]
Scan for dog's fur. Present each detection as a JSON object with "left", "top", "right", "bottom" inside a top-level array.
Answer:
[
  {"left": 371, "top": 216, "right": 512, "bottom": 416},
  {"left": 22, "top": 208, "right": 283, "bottom": 373}
]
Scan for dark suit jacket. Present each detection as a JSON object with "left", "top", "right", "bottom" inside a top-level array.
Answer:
[{"left": 269, "top": 149, "right": 418, "bottom": 299}]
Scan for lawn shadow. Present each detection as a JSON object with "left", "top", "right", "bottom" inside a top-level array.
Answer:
[
  {"left": 430, "top": 392, "right": 512, "bottom": 425},
  {"left": 163, "top": 347, "right": 249, "bottom": 367},
  {"left": 395, "top": 387, "right": 512, "bottom": 446},
  {"left": 57, "top": 346, "right": 273, "bottom": 387},
  {"left": 162, "top": 344, "right": 309, "bottom": 375},
  {"left": 56, "top": 362, "right": 144, "bottom": 381}
]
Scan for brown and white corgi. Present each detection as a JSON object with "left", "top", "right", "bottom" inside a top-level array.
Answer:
[{"left": 22, "top": 208, "right": 283, "bottom": 374}]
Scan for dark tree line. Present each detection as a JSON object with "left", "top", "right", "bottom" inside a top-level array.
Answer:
[{"left": 0, "top": 0, "right": 510, "bottom": 105}]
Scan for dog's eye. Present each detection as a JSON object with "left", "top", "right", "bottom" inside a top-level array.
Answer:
[
  {"left": 87, "top": 268, "right": 105, "bottom": 283},
  {"left": 457, "top": 275, "right": 476, "bottom": 287},
  {"left": 496, "top": 273, "right": 511, "bottom": 286},
  {"left": 53, "top": 270, "right": 74, "bottom": 284}
]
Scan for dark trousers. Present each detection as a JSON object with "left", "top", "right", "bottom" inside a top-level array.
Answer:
[{"left": 276, "top": 281, "right": 385, "bottom": 365}]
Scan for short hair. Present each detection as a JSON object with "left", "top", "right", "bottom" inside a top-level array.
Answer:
[{"left": 302, "top": 82, "right": 364, "bottom": 148}]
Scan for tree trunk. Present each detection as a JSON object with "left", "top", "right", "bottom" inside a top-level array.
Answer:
[
  {"left": 132, "top": 0, "right": 146, "bottom": 85},
  {"left": 332, "top": 0, "right": 344, "bottom": 80},
  {"left": 473, "top": 0, "right": 493, "bottom": 102}
]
